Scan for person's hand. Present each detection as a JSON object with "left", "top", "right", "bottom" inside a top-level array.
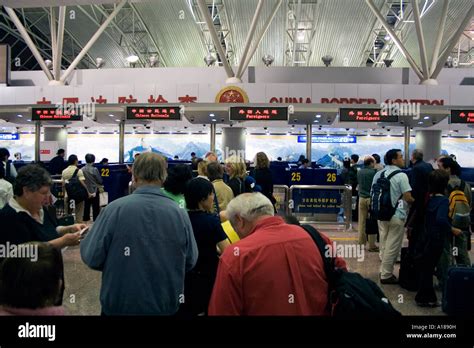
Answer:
[
  {"left": 62, "top": 223, "right": 86, "bottom": 234},
  {"left": 61, "top": 231, "right": 81, "bottom": 247},
  {"left": 452, "top": 227, "right": 462, "bottom": 236}
]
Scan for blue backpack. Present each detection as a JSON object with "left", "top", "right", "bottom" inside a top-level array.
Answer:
[{"left": 370, "top": 170, "right": 402, "bottom": 221}]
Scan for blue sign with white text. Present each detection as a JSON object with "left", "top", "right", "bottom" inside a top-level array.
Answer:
[
  {"left": 297, "top": 135, "right": 356, "bottom": 144},
  {"left": 0, "top": 133, "right": 19, "bottom": 140}
]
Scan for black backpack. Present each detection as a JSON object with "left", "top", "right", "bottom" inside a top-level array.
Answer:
[
  {"left": 302, "top": 224, "right": 401, "bottom": 318},
  {"left": 370, "top": 170, "right": 402, "bottom": 221},
  {"left": 65, "top": 168, "right": 88, "bottom": 203}
]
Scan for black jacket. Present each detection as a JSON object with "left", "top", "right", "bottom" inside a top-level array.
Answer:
[
  {"left": 49, "top": 155, "right": 67, "bottom": 175},
  {"left": 251, "top": 168, "right": 274, "bottom": 201}
]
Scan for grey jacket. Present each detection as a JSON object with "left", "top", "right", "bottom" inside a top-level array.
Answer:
[
  {"left": 80, "top": 185, "right": 198, "bottom": 315},
  {"left": 82, "top": 164, "right": 103, "bottom": 194}
]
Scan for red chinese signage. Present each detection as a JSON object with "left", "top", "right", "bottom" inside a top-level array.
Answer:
[
  {"left": 450, "top": 110, "right": 474, "bottom": 124},
  {"left": 126, "top": 106, "right": 181, "bottom": 120},
  {"left": 31, "top": 107, "right": 83, "bottom": 121},
  {"left": 339, "top": 108, "right": 398, "bottom": 123},
  {"left": 230, "top": 107, "right": 288, "bottom": 121}
]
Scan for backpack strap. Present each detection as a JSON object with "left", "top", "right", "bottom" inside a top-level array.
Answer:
[
  {"left": 301, "top": 224, "right": 335, "bottom": 280},
  {"left": 5, "top": 161, "right": 11, "bottom": 178},
  {"left": 386, "top": 169, "right": 402, "bottom": 180},
  {"left": 71, "top": 168, "right": 79, "bottom": 179},
  {"left": 212, "top": 185, "right": 220, "bottom": 214}
]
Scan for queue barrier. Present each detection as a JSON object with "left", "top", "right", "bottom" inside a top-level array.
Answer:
[{"left": 288, "top": 185, "right": 352, "bottom": 231}]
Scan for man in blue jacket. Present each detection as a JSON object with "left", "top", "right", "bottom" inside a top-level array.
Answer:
[{"left": 81, "top": 152, "right": 198, "bottom": 315}]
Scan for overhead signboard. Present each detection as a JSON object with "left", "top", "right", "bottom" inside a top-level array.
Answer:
[
  {"left": 450, "top": 110, "right": 474, "bottom": 124},
  {"left": 230, "top": 106, "right": 288, "bottom": 121},
  {"left": 126, "top": 106, "right": 181, "bottom": 120},
  {"left": 339, "top": 108, "right": 399, "bottom": 123},
  {"left": 31, "top": 107, "right": 83, "bottom": 121},
  {"left": 0, "top": 133, "right": 19, "bottom": 140},
  {"left": 298, "top": 135, "right": 356, "bottom": 144}
]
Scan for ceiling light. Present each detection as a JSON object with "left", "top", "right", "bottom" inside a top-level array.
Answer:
[
  {"left": 315, "top": 114, "right": 321, "bottom": 118},
  {"left": 45, "top": 59, "right": 53, "bottom": 69},
  {"left": 209, "top": 113, "right": 215, "bottom": 117},
  {"left": 262, "top": 54, "right": 274, "bottom": 67},
  {"left": 115, "top": 119, "right": 120, "bottom": 122},
  {"left": 204, "top": 53, "right": 216, "bottom": 67},
  {"left": 211, "top": 118, "right": 217, "bottom": 122},
  {"left": 296, "top": 30, "right": 305, "bottom": 42},
  {"left": 322, "top": 55, "right": 333, "bottom": 67},
  {"left": 27, "top": 119, "right": 31, "bottom": 122},
  {"left": 418, "top": 121, "right": 423, "bottom": 125},
  {"left": 314, "top": 120, "right": 319, "bottom": 123},
  {"left": 384, "top": 34, "right": 391, "bottom": 41},
  {"left": 16, "top": 114, "right": 23, "bottom": 118},
  {"left": 95, "top": 57, "right": 105, "bottom": 69},
  {"left": 126, "top": 55, "right": 139, "bottom": 63},
  {"left": 108, "top": 114, "right": 114, "bottom": 117},
  {"left": 423, "top": 116, "right": 430, "bottom": 120}
]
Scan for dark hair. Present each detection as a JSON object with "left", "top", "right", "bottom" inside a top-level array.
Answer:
[
  {"left": 428, "top": 169, "right": 449, "bottom": 195},
  {"left": 364, "top": 156, "right": 375, "bottom": 166},
  {"left": 14, "top": 165, "right": 52, "bottom": 196},
  {"left": 163, "top": 164, "right": 193, "bottom": 195},
  {"left": 190, "top": 152, "right": 196, "bottom": 157},
  {"left": 185, "top": 178, "right": 214, "bottom": 210},
  {"left": 350, "top": 154, "right": 359, "bottom": 163},
  {"left": 277, "top": 157, "right": 282, "bottom": 161},
  {"left": 0, "top": 242, "right": 63, "bottom": 309},
  {"left": 57, "top": 149, "right": 65, "bottom": 155},
  {"left": 207, "top": 161, "right": 224, "bottom": 182},
  {"left": 67, "top": 154, "right": 78, "bottom": 166},
  {"left": 438, "top": 156, "right": 461, "bottom": 176},
  {"left": 173, "top": 155, "right": 179, "bottom": 159},
  {"left": 0, "top": 148, "right": 10, "bottom": 160},
  {"left": 0, "top": 161, "right": 4, "bottom": 179},
  {"left": 100, "top": 158, "right": 109, "bottom": 164},
  {"left": 85, "top": 153, "right": 95, "bottom": 164},
  {"left": 343, "top": 159, "right": 351, "bottom": 169},
  {"left": 384, "top": 149, "right": 402, "bottom": 165},
  {"left": 301, "top": 159, "right": 310, "bottom": 165},
  {"left": 284, "top": 215, "right": 300, "bottom": 226},
  {"left": 372, "top": 154, "right": 381, "bottom": 164}
]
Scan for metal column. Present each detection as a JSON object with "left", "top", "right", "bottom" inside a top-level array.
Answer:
[
  {"left": 404, "top": 126, "right": 411, "bottom": 168},
  {"left": 119, "top": 120, "right": 125, "bottom": 164},
  {"left": 210, "top": 123, "right": 216, "bottom": 154},
  {"left": 35, "top": 121, "right": 41, "bottom": 162},
  {"left": 306, "top": 124, "right": 312, "bottom": 161}
]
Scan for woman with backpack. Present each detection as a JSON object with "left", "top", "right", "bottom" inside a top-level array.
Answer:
[
  {"left": 437, "top": 156, "right": 471, "bottom": 266},
  {"left": 62, "top": 155, "right": 90, "bottom": 223}
]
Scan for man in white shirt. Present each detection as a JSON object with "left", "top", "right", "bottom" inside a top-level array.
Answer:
[{"left": 0, "top": 163, "right": 13, "bottom": 209}]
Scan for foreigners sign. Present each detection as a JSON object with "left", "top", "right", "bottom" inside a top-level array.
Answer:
[
  {"left": 230, "top": 106, "right": 288, "bottom": 121},
  {"left": 339, "top": 108, "right": 399, "bottom": 123},
  {"left": 450, "top": 110, "right": 474, "bottom": 124}
]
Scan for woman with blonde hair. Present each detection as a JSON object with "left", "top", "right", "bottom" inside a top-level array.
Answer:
[{"left": 224, "top": 155, "right": 248, "bottom": 197}]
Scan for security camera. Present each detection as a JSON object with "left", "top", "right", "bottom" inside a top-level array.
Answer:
[
  {"left": 327, "top": 119, "right": 331, "bottom": 123},
  {"left": 220, "top": 118, "right": 224, "bottom": 122},
  {"left": 184, "top": 126, "right": 188, "bottom": 129},
  {"left": 264, "top": 127, "right": 267, "bottom": 130},
  {"left": 432, "top": 120, "right": 437, "bottom": 125},
  {"left": 190, "top": 117, "right": 194, "bottom": 122},
  {"left": 387, "top": 128, "right": 391, "bottom": 132},
  {"left": 322, "top": 55, "right": 333, "bottom": 67},
  {"left": 345, "top": 128, "right": 350, "bottom": 131},
  {"left": 381, "top": 126, "right": 385, "bottom": 129}
]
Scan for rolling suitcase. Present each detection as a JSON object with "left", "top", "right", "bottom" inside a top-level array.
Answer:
[
  {"left": 442, "top": 266, "right": 474, "bottom": 315},
  {"left": 398, "top": 247, "right": 418, "bottom": 291}
]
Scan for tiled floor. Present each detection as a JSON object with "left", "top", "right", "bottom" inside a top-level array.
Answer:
[{"left": 61, "top": 223, "right": 472, "bottom": 316}]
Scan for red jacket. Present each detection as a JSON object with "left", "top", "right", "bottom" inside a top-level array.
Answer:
[{"left": 208, "top": 216, "right": 347, "bottom": 315}]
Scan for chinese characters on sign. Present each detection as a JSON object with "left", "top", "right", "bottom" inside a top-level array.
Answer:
[
  {"left": 229, "top": 107, "right": 288, "bottom": 121},
  {"left": 31, "top": 107, "right": 83, "bottom": 121},
  {"left": 126, "top": 106, "right": 181, "bottom": 120},
  {"left": 339, "top": 108, "right": 399, "bottom": 123},
  {"left": 450, "top": 110, "right": 474, "bottom": 124},
  {"left": 297, "top": 135, "right": 357, "bottom": 144}
]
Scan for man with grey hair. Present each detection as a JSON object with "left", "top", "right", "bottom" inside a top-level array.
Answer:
[
  {"left": 408, "top": 149, "right": 433, "bottom": 255},
  {"left": 81, "top": 153, "right": 198, "bottom": 315},
  {"left": 208, "top": 193, "right": 346, "bottom": 315}
]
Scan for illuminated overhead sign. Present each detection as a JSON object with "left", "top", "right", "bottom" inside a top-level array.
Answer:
[
  {"left": 0, "top": 133, "right": 19, "bottom": 140},
  {"left": 126, "top": 106, "right": 181, "bottom": 120},
  {"left": 339, "top": 108, "right": 399, "bottom": 123},
  {"left": 31, "top": 107, "right": 83, "bottom": 121},
  {"left": 230, "top": 107, "right": 288, "bottom": 121},
  {"left": 298, "top": 135, "right": 356, "bottom": 143},
  {"left": 450, "top": 110, "right": 474, "bottom": 124}
]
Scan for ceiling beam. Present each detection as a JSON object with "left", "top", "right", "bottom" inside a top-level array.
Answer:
[{"left": 411, "top": 0, "right": 429, "bottom": 80}]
